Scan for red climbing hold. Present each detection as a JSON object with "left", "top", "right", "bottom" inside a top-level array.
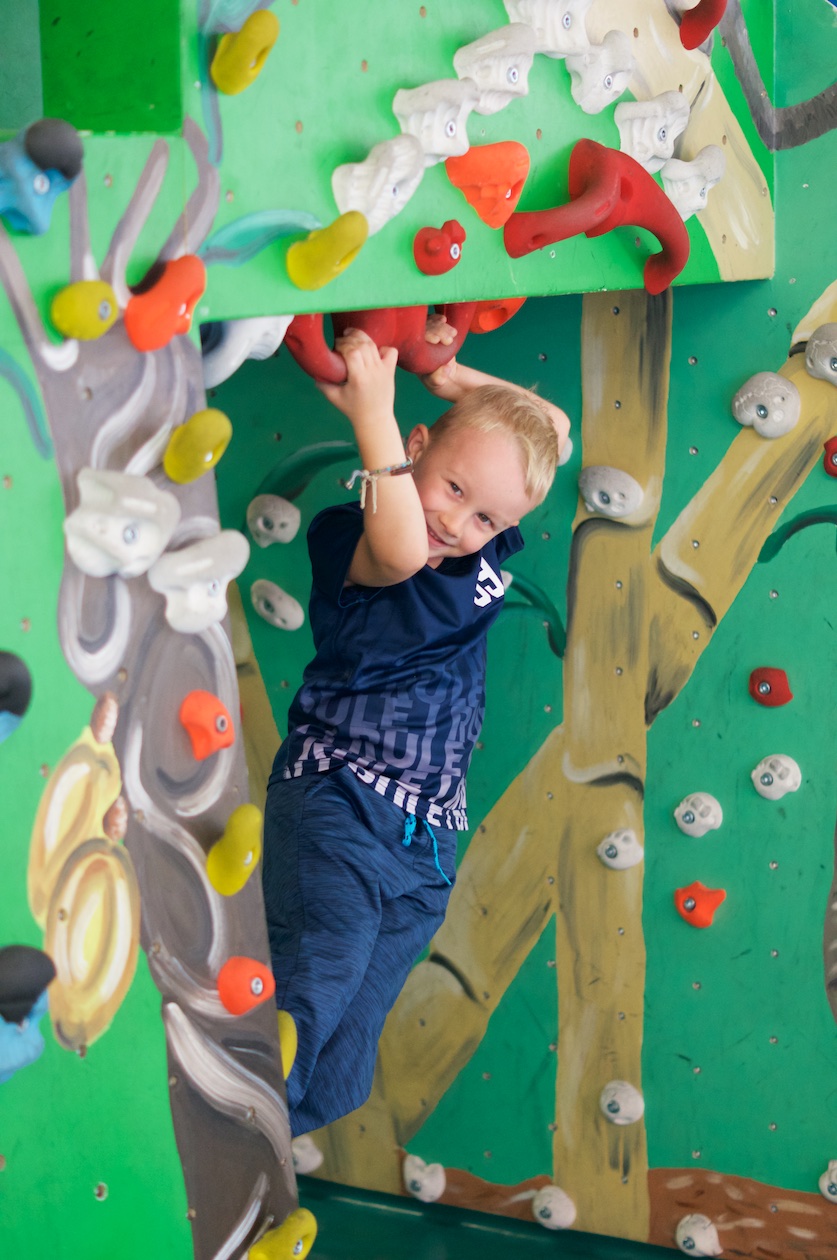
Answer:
[
  {"left": 179, "top": 690, "right": 235, "bottom": 760},
  {"left": 679, "top": 0, "right": 727, "bottom": 51},
  {"left": 284, "top": 303, "right": 477, "bottom": 384},
  {"left": 413, "top": 220, "right": 466, "bottom": 276},
  {"left": 748, "top": 667, "right": 793, "bottom": 708},
  {"left": 124, "top": 255, "right": 206, "bottom": 352},
  {"left": 445, "top": 142, "right": 530, "bottom": 229},
  {"left": 503, "top": 139, "right": 690, "bottom": 295},
  {"left": 823, "top": 436, "right": 837, "bottom": 478},
  {"left": 217, "top": 956, "right": 275, "bottom": 1015},
  {"left": 470, "top": 297, "right": 527, "bottom": 333},
  {"left": 674, "top": 881, "right": 726, "bottom": 929}
]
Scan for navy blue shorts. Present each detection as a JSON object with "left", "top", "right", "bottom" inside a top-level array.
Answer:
[{"left": 262, "top": 765, "right": 457, "bottom": 1136}]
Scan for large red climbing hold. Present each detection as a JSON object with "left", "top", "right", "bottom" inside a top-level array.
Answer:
[
  {"left": 679, "top": 0, "right": 727, "bottom": 51},
  {"left": 470, "top": 297, "right": 527, "bottom": 333},
  {"left": 503, "top": 139, "right": 690, "bottom": 295}
]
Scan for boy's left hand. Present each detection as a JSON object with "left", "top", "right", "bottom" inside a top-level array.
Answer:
[{"left": 424, "top": 312, "right": 458, "bottom": 346}]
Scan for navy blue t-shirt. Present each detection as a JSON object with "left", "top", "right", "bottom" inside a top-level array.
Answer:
[{"left": 274, "top": 503, "right": 523, "bottom": 830}]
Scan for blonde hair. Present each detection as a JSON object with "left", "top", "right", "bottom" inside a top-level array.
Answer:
[{"left": 429, "top": 384, "right": 559, "bottom": 504}]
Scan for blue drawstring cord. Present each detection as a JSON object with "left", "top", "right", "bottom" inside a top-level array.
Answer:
[{"left": 403, "top": 815, "right": 452, "bottom": 886}]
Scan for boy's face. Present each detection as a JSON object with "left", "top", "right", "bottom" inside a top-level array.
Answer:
[{"left": 406, "top": 423, "right": 538, "bottom": 569}]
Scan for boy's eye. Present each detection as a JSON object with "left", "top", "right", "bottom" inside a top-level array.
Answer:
[
  {"left": 449, "top": 482, "right": 462, "bottom": 495},
  {"left": 477, "top": 513, "right": 492, "bottom": 526}
]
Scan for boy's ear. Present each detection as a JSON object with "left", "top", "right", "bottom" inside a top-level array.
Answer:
[{"left": 406, "top": 424, "right": 430, "bottom": 461}]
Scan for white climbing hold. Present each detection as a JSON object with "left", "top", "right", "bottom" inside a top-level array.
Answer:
[
  {"left": 596, "top": 828, "right": 644, "bottom": 870},
  {"left": 751, "top": 754, "right": 801, "bottom": 801},
  {"left": 675, "top": 1213, "right": 723, "bottom": 1257},
  {"left": 148, "top": 531, "right": 249, "bottom": 634},
  {"left": 661, "top": 146, "right": 726, "bottom": 220},
  {"left": 674, "top": 793, "right": 723, "bottom": 838},
  {"left": 818, "top": 1159, "right": 837, "bottom": 1204},
  {"left": 291, "top": 1135, "right": 324, "bottom": 1175},
  {"left": 453, "top": 25, "right": 536, "bottom": 115},
  {"left": 565, "top": 30, "right": 634, "bottom": 114},
  {"left": 532, "top": 1184, "right": 577, "bottom": 1229},
  {"left": 503, "top": 0, "right": 594, "bottom": 58},
  {"left": 332, "top": 135, "right": 426, "bottom": 236},
  {"left": 614, "top": 91, "right": 690, "bottom": 173},
  {"left": 392, "top": 79, "right": 480, "bottom": 166},
  {"left": 578, "top": 465, "right": 643, "bottom": 518},
  {"left": 732, "top": 371, "right": 801, "bottom": 438},
  {"left": 246, "top": 494, "right": 301, "bottom": 547},
  {"left": 403, "top": 1154, "right": 446, "bottom": 1203},
  {"left": 599, "top": 1080, "right": 645, "bottom": 1125},
  {"left": 64, "top": 468, "right": 180, "bottom": 580},
  {"left": 250, "top": 579, "right": 304, "bottom": 631},
  {"left": 805, "top": 323, "right": 837, "bottom": 384}
]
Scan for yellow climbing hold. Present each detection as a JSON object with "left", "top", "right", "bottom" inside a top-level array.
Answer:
[
  {"left": 211, "top": 10, "right": 280, "bottom": 95},
  {"left": 277, "top": 1009, "right": 298, "bottom": 1080},
  {"left": 50, "top": 280, "right": 118, "bottom": 341},
  {"left": 249, "top": 1208, "right": 318, "bottom": 1260},
  {"left": 163, "top": 408, "right": 232, "bottom": 484},
  {"left": 286, "top": 211, "right": 368, "bottom": 291},
  {"left": 206, "top": 803, "right": 262, "bottom": 896}
]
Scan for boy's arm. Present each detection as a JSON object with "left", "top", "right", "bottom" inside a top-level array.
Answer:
[
  {"left": 421, "top": 315, "right": 571, "bottom": 454},
  {"left": 317, "top": 329, "right": 428, "bottom": 587}
]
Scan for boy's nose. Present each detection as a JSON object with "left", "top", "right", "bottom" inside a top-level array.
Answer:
[{"left": 437, "top": 510, "right": 460, "bottom": 541}]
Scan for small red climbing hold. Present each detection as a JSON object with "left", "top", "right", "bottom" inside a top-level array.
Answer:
[
  {"left": 823, "top": 436, "right": 837, "bottom": 478},
  {"left": 748, "top": 667, "right": 793, "bottom": 707},
  {"left": 179, "top": 690, "right": 235, "bottom": 760},
  {"left": 674, "top": 881, "right": 726, "bottom": 929},
  {"left": 413, "top": 220, "right": 466, "bottom": 276},
  {"left": 217, "top": 956, "right": 275, "bottom": 1015}
]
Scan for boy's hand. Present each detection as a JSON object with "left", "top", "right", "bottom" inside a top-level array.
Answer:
[
  {"left": 318, "top": 329, "right": 397, "bottom": 431},
  {"left": 424, "top": 312, "right": 458, "bottom": 346}
]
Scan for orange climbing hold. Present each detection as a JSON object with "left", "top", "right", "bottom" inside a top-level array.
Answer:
[
  {"left": 178, "top": 690, "right": 235, "bottom": 760},
  {"left": 445, "top": 142, "right": 530, "bottom": 229},
  {"left": 217, "top": 956, "right": 275, "bottom": 1015},
  {"left": 674, "top": 881, "right": 726, "bottom": 928},
  {"left": 470, "top": 297, "right": 527, "bottom": 333},
  {"left": 123, "top": 255, "right": 206, "bottom": 352}
]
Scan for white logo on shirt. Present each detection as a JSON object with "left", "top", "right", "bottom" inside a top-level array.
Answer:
[{"left": 474, "top": 558, "right": 505, "bottom": 607}]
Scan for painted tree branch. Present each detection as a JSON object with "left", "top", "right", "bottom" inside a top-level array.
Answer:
[
  {"left": 721, "top": 1, "right": 837, "bottom": 151},
  {"left": 589, "top": 0, "right": 773, "bottom": 281}
]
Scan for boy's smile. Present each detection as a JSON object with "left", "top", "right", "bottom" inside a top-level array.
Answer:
[{"left": 406, "top": 424, "right": 537, "bottom": 569}]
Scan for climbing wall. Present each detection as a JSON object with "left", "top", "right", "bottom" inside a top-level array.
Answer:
[{"left": 1, "top": 2, "right": 836, "bottom": 1259}]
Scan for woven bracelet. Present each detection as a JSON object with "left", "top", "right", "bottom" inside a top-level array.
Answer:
[{"left": 345, "top": 457, "right": 414, "bottom": 512}]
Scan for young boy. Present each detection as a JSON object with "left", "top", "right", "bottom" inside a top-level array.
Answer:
[{"left": 262, "top": 327, "right": 569, "bottom": 1136}]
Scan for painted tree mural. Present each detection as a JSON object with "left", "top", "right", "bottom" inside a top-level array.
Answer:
[{"left": 0, "top": 120, "right": 295, "bottom": 1257}]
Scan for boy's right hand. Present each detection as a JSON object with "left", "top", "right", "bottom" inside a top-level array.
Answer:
[{"left": 318, "top": 329, "right": 398, "bottom": 432}]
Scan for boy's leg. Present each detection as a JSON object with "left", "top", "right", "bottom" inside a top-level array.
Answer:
[
  {"left": 262, "top": 769, "right": 386, "bottom": 1116},
  {"left": 290, "top": 804, "right": 457, "bottom": 1134}
]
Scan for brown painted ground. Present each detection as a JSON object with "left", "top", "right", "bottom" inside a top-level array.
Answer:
[{"left": 430, "top": 1166, "right": 837, "bottom": 1257}]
